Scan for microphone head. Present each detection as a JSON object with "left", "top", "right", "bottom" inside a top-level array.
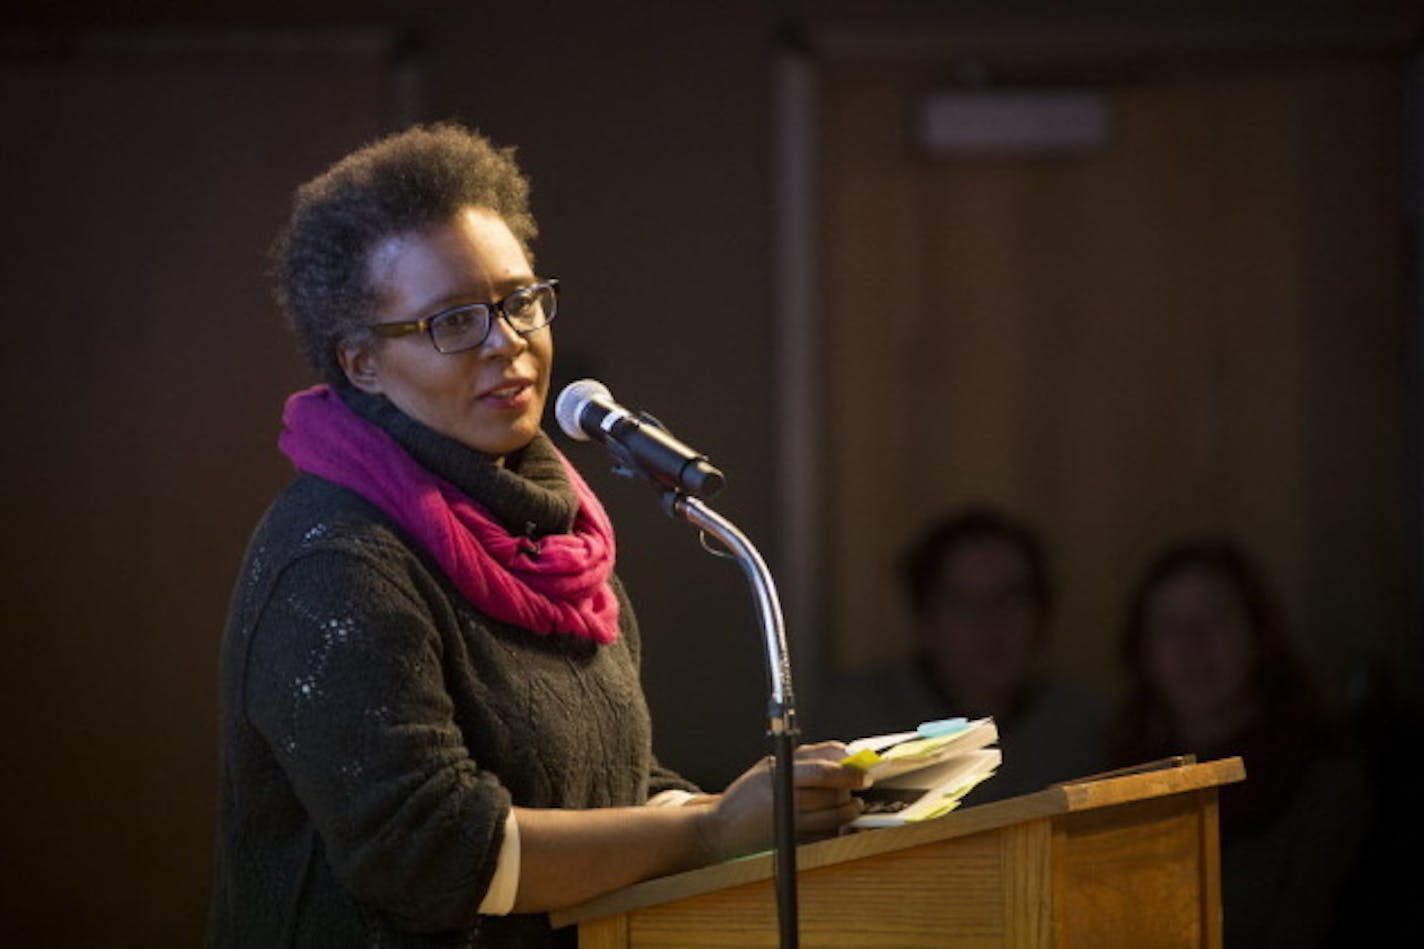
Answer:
[{"left": 555, "top": 378, "right": 612, "bottom": 441}]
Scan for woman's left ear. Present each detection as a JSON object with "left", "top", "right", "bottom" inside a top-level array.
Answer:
[{"left": 336, "top": 339, "right": 382, "bottom": 393}]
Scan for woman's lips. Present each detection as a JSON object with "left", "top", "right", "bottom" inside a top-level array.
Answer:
[{"left": 478, "top": 379, "right": 535, "bottom": 409}]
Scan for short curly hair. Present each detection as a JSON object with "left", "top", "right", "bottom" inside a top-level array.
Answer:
[{"left": 271, "top": 121, "right": 538, "bottom": 384}]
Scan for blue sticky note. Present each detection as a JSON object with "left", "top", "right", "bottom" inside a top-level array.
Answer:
[{"left": 917, "top": 717, "right": 969, "bottom": 738}]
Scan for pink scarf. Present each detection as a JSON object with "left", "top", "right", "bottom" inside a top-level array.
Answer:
[{"left": 278, "top": 385, "right": 620, "bottom": 644}]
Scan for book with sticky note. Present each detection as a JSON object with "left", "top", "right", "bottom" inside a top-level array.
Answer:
[{"left": 841, "top": 716, "right": 1001, "bottom": 828}]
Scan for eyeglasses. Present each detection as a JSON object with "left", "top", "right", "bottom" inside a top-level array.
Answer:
[{"left": 369, "top": 279, "right": 559, "bottom": 354}]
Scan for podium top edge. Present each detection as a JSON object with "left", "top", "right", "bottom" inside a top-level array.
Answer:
[{"left": 550, "top": 755, "right": 1245, "bottom": 929}]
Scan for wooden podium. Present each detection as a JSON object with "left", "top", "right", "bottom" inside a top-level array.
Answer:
[{"left": 552, "top": 756, "right": 1245, "bottom": 948}]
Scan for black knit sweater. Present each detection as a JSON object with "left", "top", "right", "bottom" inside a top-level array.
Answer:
[{"left": 208, "top": 391, "right": 696, "bottom": 947}]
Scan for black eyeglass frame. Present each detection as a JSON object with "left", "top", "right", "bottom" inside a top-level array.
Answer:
[{"left": 369, "top": 278, "right": 559, "bottom": 354}]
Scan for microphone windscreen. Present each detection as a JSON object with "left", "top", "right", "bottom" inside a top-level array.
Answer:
[{"left": 555, "top": 378, "right": 611, "bottom": 442}]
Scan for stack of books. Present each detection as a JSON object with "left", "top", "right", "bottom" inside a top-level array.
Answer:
[{"left": 840, "top": 717, "right": 1001, "bottom": 828}]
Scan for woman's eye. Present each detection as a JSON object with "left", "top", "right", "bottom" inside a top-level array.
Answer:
[{"left": 438, "top": 308, "right": 476, "bottom": 332}]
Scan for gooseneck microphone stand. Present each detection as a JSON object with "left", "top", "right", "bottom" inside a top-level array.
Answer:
[
  {"left": 568, "top": 398, "right": 801, "bottom": 949},
  {"left": 661, "top": 490, "right": 800, "bottom": 949}
]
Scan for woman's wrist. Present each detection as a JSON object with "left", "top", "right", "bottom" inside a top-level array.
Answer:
[{"left": 689, "top": 797, "right": 727, "bottom": 864}]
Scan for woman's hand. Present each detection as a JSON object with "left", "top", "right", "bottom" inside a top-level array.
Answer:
[
  {"left": 695, "top": 741, "right": 870, "bottom": 862},
  {"left": 511, "top": 742, "right": 868, "bottom": 910}
]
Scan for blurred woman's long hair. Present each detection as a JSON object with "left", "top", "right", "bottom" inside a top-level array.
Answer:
[{"left": 1109, "top": 539, "right": 1329, "bottom": 766}]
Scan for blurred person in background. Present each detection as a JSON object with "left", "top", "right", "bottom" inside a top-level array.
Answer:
[
  {"left": 817, "top": 505, "right": 1109, "bottom": 803},
  {"left": 1108, "top": 539, "right": 1373, "bottom": 947}
]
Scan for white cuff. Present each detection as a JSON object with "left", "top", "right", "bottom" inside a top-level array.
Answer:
[
  {"left": 476, "top": 810, "right": 520, "bottom": 916},
  {"left": 646, "top": 789, "right": 697, "bottom": 808}
]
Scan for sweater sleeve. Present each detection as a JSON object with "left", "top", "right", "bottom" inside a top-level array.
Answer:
[
  {"left": 243, "top": 546, "right": 510, "bottom": 933},
  {"left": 647, "top": 757, "right": 702, "bottom": 798}
]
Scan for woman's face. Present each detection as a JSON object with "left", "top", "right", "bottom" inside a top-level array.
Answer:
[
  {"left": 340, "top": 206, "right": 553, "bottom": 459},
  {"left": 1140, "top": 566, "right": 1257, "bottom": 724}
]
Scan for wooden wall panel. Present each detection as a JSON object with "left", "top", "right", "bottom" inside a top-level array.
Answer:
[
  {"left": 0, "top": 51, "right": 400, "bottom": 944},
  {"left": 818, "top": 59, "right": 1412, "bottom": 700}
]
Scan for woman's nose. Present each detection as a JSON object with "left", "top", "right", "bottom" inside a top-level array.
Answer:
[{"left": 481, "top": 312, "right": 528, "bottom": 357}]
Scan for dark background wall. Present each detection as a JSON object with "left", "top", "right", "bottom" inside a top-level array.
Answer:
[
  {"left": 0, "top": 4, "right": 786, "bottom": 941},
  {"left": 0, "top": 1, "right": 1419, "bottom": 944}
]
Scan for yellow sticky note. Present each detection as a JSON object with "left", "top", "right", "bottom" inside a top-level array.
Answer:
[{"left": 840, "top": 748, "right": 882, "bottom": 771}]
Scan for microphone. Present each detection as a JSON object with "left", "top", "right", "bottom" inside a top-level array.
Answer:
[{"left": 555, "top": 379, "right": 725, "bottom": 499}]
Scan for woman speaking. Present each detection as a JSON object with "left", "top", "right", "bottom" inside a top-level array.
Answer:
[{"left": 207, "top": 123, "right": 864, "bottom": 947}]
